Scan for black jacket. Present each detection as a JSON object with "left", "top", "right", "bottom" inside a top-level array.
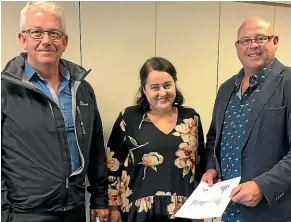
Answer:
[{"left": 1, "top": 53, "right": 108, "bottom": 220}]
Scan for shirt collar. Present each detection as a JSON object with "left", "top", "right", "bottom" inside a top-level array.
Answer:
[
  {"left": 59, "top": 62, "right": 70, "bottom": 81},
  {"left": 234, "top": 69, "right": 245, "bottom": 92},
  {"left": 234, "top": 59, "right": 275, "bottom": 92},
  {"left": 24, "top": 60, "right": 37, "bottom": 81},
  {"left": 24, "top": 60, "right": 70, "bottom": 81}
]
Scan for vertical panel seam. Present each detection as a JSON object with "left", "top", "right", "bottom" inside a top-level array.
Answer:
[
  {"left": 216, "top": 1, "right": 222, "bottom": 95},
  {"left": 214, "top": 5, "right": 222, "bottom": 222},
  {"left": 273, "top": 6, "right": 276, "bottom": 31},
  {"left": 154, "top": 1, "right": 157, "bottom": 56},
  {"left": 78, "top": 1, "right": 83, "bottom": 66}
]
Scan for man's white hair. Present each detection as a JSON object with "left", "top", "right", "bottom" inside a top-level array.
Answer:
[{"left": 20, "top": 1, "right": 66, "bottom": 34}]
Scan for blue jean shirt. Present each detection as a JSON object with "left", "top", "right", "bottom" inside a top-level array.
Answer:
[{"left": 24, "top": 60, "right": 80, "bottom": 171}]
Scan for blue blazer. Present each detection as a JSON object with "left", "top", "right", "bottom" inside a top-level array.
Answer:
[{"left": 206, "top": 58, "right": 291, "bottom": 222}]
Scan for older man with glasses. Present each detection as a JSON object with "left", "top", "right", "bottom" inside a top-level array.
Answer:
[
  {"left": 1, "top": 1, "right": 108, "bottom": 222},
  {"left": 202, "top": 16, "right": 291, "bottom": 222}
]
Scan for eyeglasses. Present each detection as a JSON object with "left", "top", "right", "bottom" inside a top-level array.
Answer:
[
  {"left": 236, "top": 35, "right": 274, "bottom": 46},
  {"left": 22, "top": 29, "right": 65, "bottom": 40}
]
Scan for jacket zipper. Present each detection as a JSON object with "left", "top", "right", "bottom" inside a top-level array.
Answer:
[
  {"left": 76, "top": 106, "right": 86, "bottom": 135},
  {"left": 63, "top": 178, "right": 70, "bottom": 211}
]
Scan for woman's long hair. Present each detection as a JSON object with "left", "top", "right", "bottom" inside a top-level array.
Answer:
[{"left": 135, "top": 57, "right": 184, "bottom": 112}]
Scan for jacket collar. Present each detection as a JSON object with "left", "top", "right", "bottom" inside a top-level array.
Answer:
[
  {"left": 214, "top": 58, "right": 285, "bottom": 152},
  {"left": 2, "top": 52, "right": 91, "bottom": 82}
]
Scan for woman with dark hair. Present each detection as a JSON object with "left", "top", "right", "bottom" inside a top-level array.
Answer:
[{"left": 107, "top": 57, "right": 205, "bottom": 222}]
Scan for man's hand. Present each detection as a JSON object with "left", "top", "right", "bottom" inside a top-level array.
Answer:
[
  {"left": 201, "top": 169, "right": 220, "bottom": 186},
  {"left": 90, "top": 209, "right": 109, "bottom": 222},
  {"left": 230, "top": 181, "right": 263, "bottom": 207}
]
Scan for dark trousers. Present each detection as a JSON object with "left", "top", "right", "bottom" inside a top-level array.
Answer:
[{"left": 9, "top": 205, "right": 86, "bottom": 222}]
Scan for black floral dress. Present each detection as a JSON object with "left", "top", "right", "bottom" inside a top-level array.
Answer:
[{"left": 107, "top": 106, "right": 206, "bottom": 222}]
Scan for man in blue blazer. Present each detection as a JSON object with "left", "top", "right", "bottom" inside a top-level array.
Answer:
[{"left": 202, "top": 16, "right": 291, "bottom": 222}]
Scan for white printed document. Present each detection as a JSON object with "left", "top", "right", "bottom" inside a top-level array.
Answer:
[{"left": 175, "top": 177, "right": 241, "bottom": 220}]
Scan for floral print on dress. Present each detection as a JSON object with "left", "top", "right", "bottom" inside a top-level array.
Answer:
[
  {"left": 127, "top": 136, "right": 149, "bottom": 164},
  {"left": 108, "top": 170, "right": 133, "bottom": 212},
  {"left": 124, "top": 155, "right": 129, "bottom": 167},
  {"left": 155, "top": 191, "right": 172, "bottom": 196},
  {"left": 172, "top": 116, "right": 199, "bottom": 146},
  {"left": 172, "top": 117, "right": 199, "bottom": 183},
  {"left": 138, "top": 113, "right": 152, "bottom": 129},
  {"left": 120, "top": 170, "right": 133, "bottom": 212},
  {"left": 167, "top": 195, "right": 186, "bottom": 219},
  {"left": 139, "top": 152, "right": 164, "bottom": 179},
  {"left": 107, "top": 106, "right": 205, "bottom": 221},
  {"left": 108, "top": 177, "right": 122, "bottom": 206},
  {"left": 106, "top": 147, "right": 120, "bottom": 171},
  {"left": 120, "top": 119, "right": 126, "bottom": 132},
  {"left": 135, "top": 196, "right": 154, "bottom": 212},
  {"left": 174, "top": 142, "right": 197, "bottom": 182}
]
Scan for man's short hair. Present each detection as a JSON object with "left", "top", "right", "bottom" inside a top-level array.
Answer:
[{"left": 20, "top": 1, "right": 66, "bottom": 34}]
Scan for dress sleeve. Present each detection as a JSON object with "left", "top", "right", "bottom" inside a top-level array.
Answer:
[
  {"left": 107, "top": 110, "right": 129, "bottom": 207},
  {"left": 195, "top": 114, "right": 207, "bottom": 182}
]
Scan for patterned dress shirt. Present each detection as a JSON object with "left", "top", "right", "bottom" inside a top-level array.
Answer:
[{"left": 220, "top": 62, "right": 274, "bottom": 222}]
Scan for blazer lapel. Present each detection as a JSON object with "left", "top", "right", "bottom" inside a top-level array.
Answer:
[
  {"left": 216, "top": 80, "right": 236, "bottom": 144},
  {"left": 243, "top": 59, "right": 285, "bottom": 147}
]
